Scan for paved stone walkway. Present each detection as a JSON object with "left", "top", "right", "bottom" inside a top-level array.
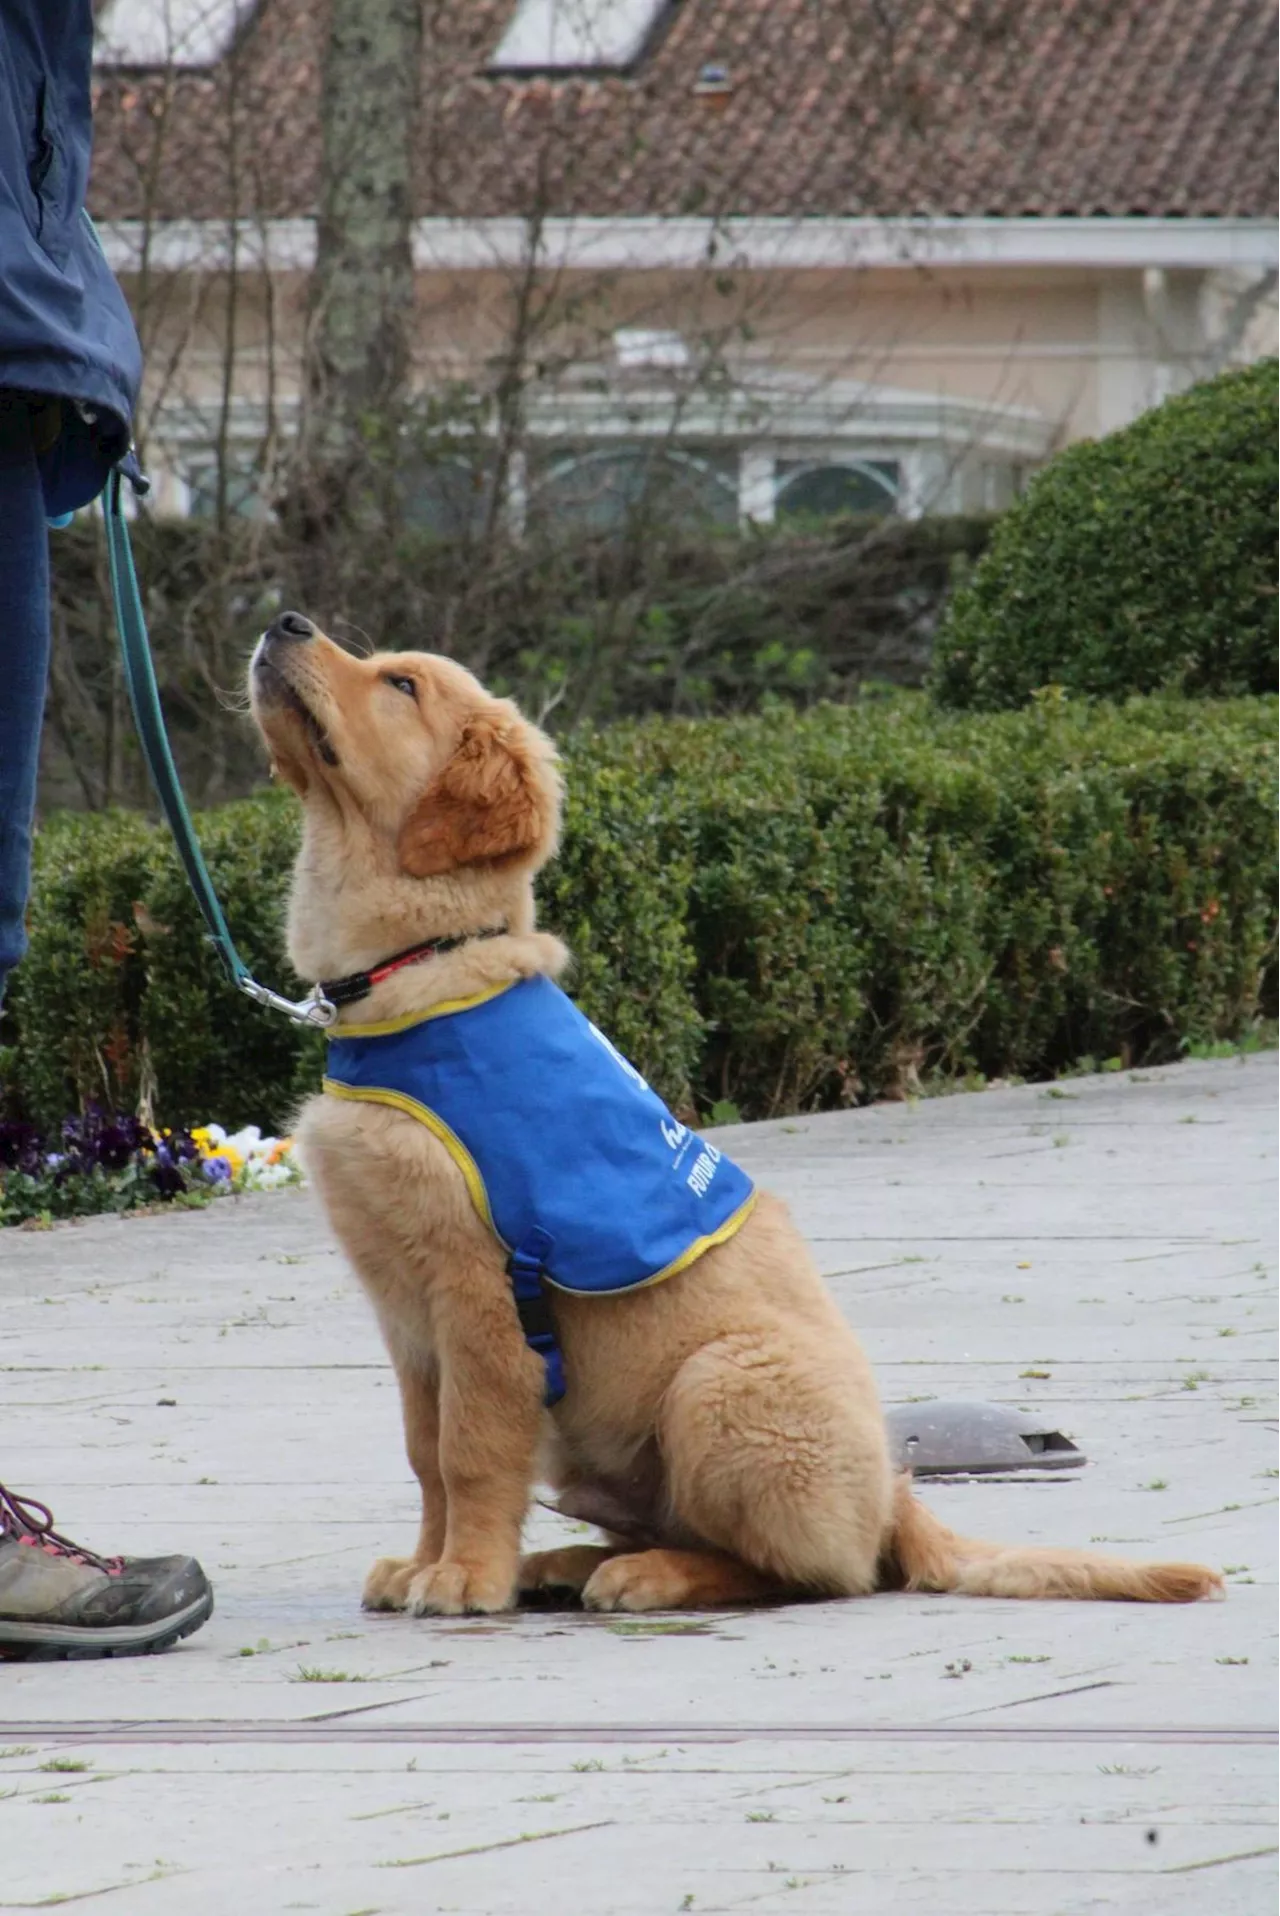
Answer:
[{"left": 1, "top": 1054, "right": 1275, "bottom": 1914}]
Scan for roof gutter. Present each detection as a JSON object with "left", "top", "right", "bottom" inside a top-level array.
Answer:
[{"left": 95, "top": 215, "right": 1280, "bottom": 276}]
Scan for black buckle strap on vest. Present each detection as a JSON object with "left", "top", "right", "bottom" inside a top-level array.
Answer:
[
  {"left": 507, "top": 1227, "right": 565, "bottom": 1407},
  {"left": 319, "top": 925, "right": 508, "bottom": 1011}
]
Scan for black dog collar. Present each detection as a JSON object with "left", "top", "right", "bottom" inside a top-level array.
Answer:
[{"left": 318, "top": 925, "right": 508, "bottom": 1010}]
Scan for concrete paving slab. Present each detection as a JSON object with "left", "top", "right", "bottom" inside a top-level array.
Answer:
[{"left": 1, "top": 1052, "right": 1276, "bottom": 1912}]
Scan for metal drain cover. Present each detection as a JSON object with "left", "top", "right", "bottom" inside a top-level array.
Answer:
[{"left": 884, "top": 1400, "right": 1086, "bottom": 1476}]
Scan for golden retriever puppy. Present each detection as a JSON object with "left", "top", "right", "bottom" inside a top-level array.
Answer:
[{"left": 248, "top": 613, "right": 1222, "bottom": 1616}]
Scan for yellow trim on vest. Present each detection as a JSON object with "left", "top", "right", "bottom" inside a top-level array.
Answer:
[
  {"left": 321, "top": 1078, "right": 501, "bottom": 1241},
  {"left": 573, "top": 1186, "right": 759, "bottom": 1293},
  {"left": 332, "top": 979, "right": 516, "bottom": 1040},
  {"left": 321, "top": 1076, "right": 757, "bottom": 1295}
]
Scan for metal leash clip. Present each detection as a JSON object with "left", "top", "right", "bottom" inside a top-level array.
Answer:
[{"left": 237, "top": 977, "right": 337, "bottom": 1029}]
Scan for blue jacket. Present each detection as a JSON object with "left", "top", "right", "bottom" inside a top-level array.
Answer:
[
  {"left": 324, "top": 976, "right": 756, "bottom": 1400},
  {"left": 0, "top": 2, "right": 142, "bottom": 513}
]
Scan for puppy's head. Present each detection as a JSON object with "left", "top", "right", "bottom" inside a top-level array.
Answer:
[{"left": 248, "top": 613, "right": 561, "bottom": 880}]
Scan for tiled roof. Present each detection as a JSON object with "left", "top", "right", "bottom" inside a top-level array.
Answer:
[{"left": 89, "top": 0, "right": 1279, "bottom": 224}]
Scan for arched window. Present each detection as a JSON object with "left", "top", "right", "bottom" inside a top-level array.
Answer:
[
  {"left": 532, "top": 445, "right": 738, "bottom": 533},
  {"left": 402, "top": 455, "right": 496, "bottom": 538},
  {"left": 181, "top": 452, "right": 268, "bottom": 520},
  {"left": 775, "top": 458, "right": 900, "bottom": 521}
]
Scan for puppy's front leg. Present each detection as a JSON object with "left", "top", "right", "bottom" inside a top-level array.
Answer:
[
  {"left": 364, "top": 1351, "right": 447, "bottom": 1612},
  {"left": 406, "top": 1291, "right": 544, "bottom": 1617}
]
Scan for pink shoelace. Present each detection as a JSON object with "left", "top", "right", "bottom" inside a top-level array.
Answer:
[{"left": 0, "top": 1482, "right": 122, "bottom": 1576}]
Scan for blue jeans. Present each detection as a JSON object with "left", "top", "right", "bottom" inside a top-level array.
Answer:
[{"left": 0, "top": 395, "right": 51, "bottom": 1009}]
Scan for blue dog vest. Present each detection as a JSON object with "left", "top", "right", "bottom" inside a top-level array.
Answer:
[{"left": 323, "top": 974, "right": 755, "bottom": 1403}]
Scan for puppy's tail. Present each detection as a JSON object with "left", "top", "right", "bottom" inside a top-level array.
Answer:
[{"left": 884, "top": 1474, "right": 1223, "bottom": 1604}]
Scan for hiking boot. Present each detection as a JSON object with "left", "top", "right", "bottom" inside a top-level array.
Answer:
[{"left": 0, "top": 1482, "right": 213, "bottom": 1660}]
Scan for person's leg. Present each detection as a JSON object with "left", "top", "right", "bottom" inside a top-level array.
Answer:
[
  {"left": 0, "top": 394, "right": 51, "bottom": 1008},
  {"left": 0, "top": 396, "right": 214, "bottom": 1658}
]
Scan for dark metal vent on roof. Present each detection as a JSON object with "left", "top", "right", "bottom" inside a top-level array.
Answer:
[{"left": 694, "top": 62, "right": 734, "bottom": 98}]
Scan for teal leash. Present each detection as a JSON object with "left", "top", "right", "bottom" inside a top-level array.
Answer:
[{"left": 103, "top": 467, "right": 335, "bottom": 1029}]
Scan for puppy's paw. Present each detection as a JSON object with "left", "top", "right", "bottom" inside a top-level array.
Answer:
[
  {"left": 407, "top": 1558, "right": 516, "bottom": 1616},
  {"left": 362, "top": 1555, "right": 428, "bottom": 1612},
  {"left": 518, "top": 1545, "right": 618, "bottom": 1602},
  {"left": 581, "top": 1548, "right": 774, "bottom": 1613},
  {"left": 582, "top": 1552, "right": 692, "bottom": 1614}
]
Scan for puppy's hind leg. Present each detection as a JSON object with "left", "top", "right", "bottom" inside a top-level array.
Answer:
[
  {"left": 581, "top": 1546, "right": 784, "bottom": 1612},
  {"left": 629, "top": 1330, "right": 895, "bottom": 1609}
]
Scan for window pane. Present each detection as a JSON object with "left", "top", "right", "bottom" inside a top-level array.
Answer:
[
  {"left": 532, "top": 446, "right": 738, "bottom": 534},
  {"left": 490, "top": 0, "right": 668, "bottom": 71},
  {"left": 980, "top": 462, "right": 1033, "bottom": 511},
  {"left": 95, "top": 0, "right": 249, "bottom": 69},
  {"left": 775, "top": 460, "right": 900, "bottom": 521},
  {"left": 184, "top": 458, "right": 266, "bottom": 520},
  {"left": 402, "top": 458, "right": 496, "bottom": 538}
]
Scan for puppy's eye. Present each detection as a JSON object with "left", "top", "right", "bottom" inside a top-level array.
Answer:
[{"left": 383, "top": 673, "right": 417, "bottom": 698}]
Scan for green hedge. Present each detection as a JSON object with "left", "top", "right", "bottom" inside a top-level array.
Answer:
[
  {"left": 4, "top": 695, "right": 1275, "bottom": 1130},
  {"left": 932, "top": 360, "right": 1279, "bottom": 710}
]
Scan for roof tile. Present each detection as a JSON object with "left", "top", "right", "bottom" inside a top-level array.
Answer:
[{"left": 88, "top": 0, "right": 1278, "bottom": 223}]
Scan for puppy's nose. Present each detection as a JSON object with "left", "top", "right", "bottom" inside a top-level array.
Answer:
[{"left": 264, "top": 611, "right": 315, "bottom": 643}]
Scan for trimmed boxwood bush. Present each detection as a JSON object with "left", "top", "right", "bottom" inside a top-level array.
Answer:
[
  {"left": 2, "top": 695, "right": 1275, "bottom": 1130},
  {"left": 590, "top": 695, "right": 1277, "bottom": 1115},
  {"left": 932, "top": 360, "right": 1279, "bottom": 710}
]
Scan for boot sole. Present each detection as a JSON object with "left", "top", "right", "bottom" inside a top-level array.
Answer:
[{"left": 0, "top": 1586, "right": 214, "bottom": 1660}]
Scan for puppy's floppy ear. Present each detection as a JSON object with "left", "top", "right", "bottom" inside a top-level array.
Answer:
[{"left": 398, "top": 710, "right": 557, "bottom": 878}]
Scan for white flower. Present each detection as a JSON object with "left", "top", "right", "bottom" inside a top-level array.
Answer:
[
  {"left": 223, "top": 1125, "right": 264, "bottom": 1159},
  {"left": 243, "top": 1159, "right": 295, "bottom": 1191},
  {"left": 190, "top": 1123, "right": 304, "bottom": 1192}
]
